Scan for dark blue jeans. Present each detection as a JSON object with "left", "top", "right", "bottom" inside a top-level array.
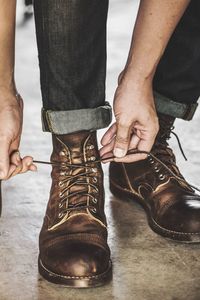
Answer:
[{"left": 33, "top": 0, "right": 199, "bottom": 134}]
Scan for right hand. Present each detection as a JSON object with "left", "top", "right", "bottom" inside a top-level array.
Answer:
[
  {"left": 100, "top": 71, "right": 159, "bottom": 163},
  {"left": 0, "top": 92, "right": 37, "bottom": 180}
]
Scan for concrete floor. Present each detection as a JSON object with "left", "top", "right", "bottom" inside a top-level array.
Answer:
[{"left": 1, "top": 1, "right": 200, "bottom": 299}]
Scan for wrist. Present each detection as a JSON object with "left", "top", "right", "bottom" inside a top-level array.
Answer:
[
  {"left": 0, "top": 87, "right": 19, "bottom": 107},
  {"left": 118, "top": 68, "right": 154, "bottom": 91},
  {"left": 125, "top": 63, "right": 156, "bottom": 81}
]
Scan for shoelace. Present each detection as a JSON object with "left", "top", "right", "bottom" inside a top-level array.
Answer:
[
  {"left": 151, "top": 124, "right": 189, "bottom": 182},
  {"left": 0, "top": 143, "right": 199, "bottom": 217},
  {"left": 56, "top": 164, "right": 99, "bottom": 217},
  {"left": 32, "top": 149, "right": 200, "bottom": 193}
]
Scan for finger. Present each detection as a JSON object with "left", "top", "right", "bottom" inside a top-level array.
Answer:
[
  {"left": 137, "top": 139, "right": 153, "bottom": 159},
  {"left": 21, "top": 157, "right": 37, "bottom": 173},
  {"left": 99, "top": 139, "right": 115, "bottom": 157},
  {"left": 101, "top": 152, "right": 114, "bottom": 163},
  {"left": 29, "top": 164, "right": 37, "bottom": 172},
  {"left": 0, "top": 137, "right": 11, "bottom": 179},
  {"left": 129, "top": 134, "right": 140, "bottom": 150},
  {"left": 6, "top": 164, "right": 18, "bottom": 180},
  {"left": 100, "top": 132, "right": 140, "bottom": 158},
  {"left": 10, "top": 156, "right": 33, "bottom": 176},
  {"left": 20, "top": 156, "right": 34, "bottom": 174},
  {"left": 137, "top": 129, "right": 157, "bottom": 154},
  {"left": 114, "top": 121, "right": 131, "bottom": 158},
  {"left": 114, "top": 152, "right": 148, "bottom": 163},
  {"left": 10, "top": 150, "right": 22, "bottom": 167},
  {"left": 7, "top": 159, "right": 37, "bottom": 179},
  {"left": 101, "top": 123, "right": 117, "bottom": 146}
]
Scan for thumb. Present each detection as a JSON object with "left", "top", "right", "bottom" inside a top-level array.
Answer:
[
  {"left": 0, "top": 137, "right": 10, "bottom": 179},
  {"left": 114, "top": 122, "right": 131, "bottom": 158}
]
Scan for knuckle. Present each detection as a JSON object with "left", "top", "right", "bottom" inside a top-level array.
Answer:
[
  {"left": 116, "top": 135, "right": 129, "bottom": 144},
  {"left": 118, "top": 120, "right": 131, "bottom": 128}
]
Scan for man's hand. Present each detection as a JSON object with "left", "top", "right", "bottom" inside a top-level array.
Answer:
[
  {"left": 0, "top": 92, "right": 37, "bottom": 180},
  {"left": 100, "top": 73, "right": 159, "bottom": 163},
  {"left": 100, "top": 0, "right": 191, "bottom": 163}
]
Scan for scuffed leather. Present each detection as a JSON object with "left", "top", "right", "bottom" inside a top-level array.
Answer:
[
  {"left": 39, "top": 131, "right": 111, "bottom": 279},
  {"left": 110, "top": 114, "right": 200, "bottom": 237}
]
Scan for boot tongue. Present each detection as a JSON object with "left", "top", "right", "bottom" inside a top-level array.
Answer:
[{"left": 58, "top": 131, "right": 92, "bottom": 150}]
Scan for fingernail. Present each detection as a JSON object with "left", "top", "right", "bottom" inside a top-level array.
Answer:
[{"left": 114, "top": 148, "right": 126, "bottom": 158}]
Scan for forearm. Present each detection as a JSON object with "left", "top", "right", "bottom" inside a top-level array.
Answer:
[
  {"left": 123, "top": 0, "right": 190, "bottom": 83},
  {"left": 0, "top": 0, "right": 17, "bottom": 94}
]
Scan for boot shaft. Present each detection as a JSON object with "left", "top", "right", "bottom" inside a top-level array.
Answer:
[{"left": 43, "top": 130, "right": 107, "bottom": 233}]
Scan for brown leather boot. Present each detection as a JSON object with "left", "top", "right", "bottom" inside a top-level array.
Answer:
[
  {"left": 109, "top": 113, "right": 200, "bottom": 243},
  {"left": 39, "top": 131, "right": 112, "bottom": 287}
]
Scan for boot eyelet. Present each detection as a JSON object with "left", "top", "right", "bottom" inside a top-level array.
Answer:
[
  {"left": 87, "top": 145, "right": 95, "bottom": 150},
  {"left": 59, "top": 192, "right": 64, "bottom": 198},
  {"left": 60, "top": 171, "right": 65, "bottom": 176},
  {"left": 93, "top": 177, "right": 98, "bottom": 183},
  {"left": 59, "top": 151, "right": 66, "bottom": 156},
  {"left": 58, "top": 212, "right": 64, "bottom": 219},
  {"left": 91, "top": 168, "right": 97, "bottom": 173},
  {"left": 159, "top": 174, "right": 166, "bottom": 180},
  {"left": 94, "top": 188, "right": 98, "bottom": 194},
  {"left": 59, "top": 202, "right": 63, "bottom": 208},
  {"left": 59, "top": 181, "right": 64, "bottom": 187},
  {"left": 92, "top": 198, "right": 98, "bottom": 204},
  {"left": 89, "top": 156, "right": 96, "bottom": 162},
  {"left": 150, "top": 160, "right": 155, "bottom": 164},
  {"left": 154, "top": 166, "right": 160, "bottom": 173},
  {"left": 91, "top": 207, "right": 97, "bottom": 213}
]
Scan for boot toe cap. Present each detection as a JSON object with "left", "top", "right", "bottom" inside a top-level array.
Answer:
[
  {"left": 157, "top": 194, "right": 200, "bottom": 234},
  {"left": 41, "top": 240, "right": 110, "bottom": 279}
]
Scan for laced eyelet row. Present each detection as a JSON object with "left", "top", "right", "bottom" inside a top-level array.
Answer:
[
  {"left": 56, "top": 147, "right": 100, "bottom": 218},
  {"left": 148, "top": 157, "right": 166, "bottom": 181}
]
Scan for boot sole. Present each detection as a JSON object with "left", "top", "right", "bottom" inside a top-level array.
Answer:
[
  {"left": 110, "top": 179, "right": 200, "bottom": 244},
  {"left": 38, "top": 256, "right": 112, "bottom": 288}
]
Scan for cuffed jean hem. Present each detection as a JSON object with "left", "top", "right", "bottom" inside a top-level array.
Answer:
[
  {"left": 41, "top": 101, "right": 112, "bottom": 134},
  {"left": 154, "top": 91, "right": 198, "bottom": 121}
]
